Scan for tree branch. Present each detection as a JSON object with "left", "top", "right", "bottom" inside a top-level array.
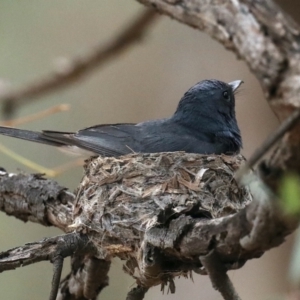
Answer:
[
  {"left": 200, "top": 250, "right": 241, "bottom": 300},
  {"left": 0, "top": 9, "right": 159, "bottom": 116},
  {"left": 0, "top": 233, "right": 91, "bottom": 272},
  {"left": 58, "top": 257, "right": 111, "bottom": 300},
  {"left": 0, "top": 232, "right": 100, "bottom": 299},
  {"left": 126, "top": 286, "right": 149, "bottom": 300},
  {"left": 0, "top": 171, "right": 75, "bottom": 230},
  {"left": 235, "top": 108, "right": 300, "bottom": 181},
  {"left": 2, "top": 1, "right": 300, "bottom": 299},
  {"left": 136, "top": 0, "right": 299, "bottom": 93},
  {"left": 0, "top": 152, "right": 298, "bottom": 299},
  {"left": 136, "top": 1, "right": 300, "bottom": 176},
  {"left": 50, "top": 255, "right": 64, "bottom": 300}
]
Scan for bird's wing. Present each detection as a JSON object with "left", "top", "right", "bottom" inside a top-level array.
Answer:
[
  {"left": 137, "top": 121, "right": 228, "bottom": 154},
  {"left": 144, "top": 134, "right": 229, "bottom": 154},
  {"left": 42, "top": 123, "right": 140, "bottom": 156},
  {"left": 0, "top": 122, "right": 230, "bottom": 156},
  {"left": 138, "top": 133, "right": 224, "bottom": 154}
]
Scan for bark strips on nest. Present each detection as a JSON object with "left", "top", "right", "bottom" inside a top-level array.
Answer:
[
  {"left": 0, "top": 153, "right": 297, "bottom": 298},
  {"left": 71, "top": 152, "right": 251, "bottom": 288},
  {"left": 1, "top": 1, "right": 300, "bottom": 299}
]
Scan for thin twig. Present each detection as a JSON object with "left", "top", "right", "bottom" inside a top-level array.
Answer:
[
  {"left": 83, "top": 258, "right": 111, "bottom": 299},
  {"left": 57, "top": 257, "right": 111, "bottom": 300},
  {"left": 0, "top": 104, "right": 70, "bottom": 126},
  {"left": 235, "top": 109, "right": 300, "bottom": 181},
  {"left": 1, "top": 9, "right": 158, "bottom": 116},
  {"left": 49, "top": 255, "right": 64, "bottom": 300},
  {"left": 200, "top": 251, "right": 241, "bottom": 300},
  {"left": 0, "top": 142, "right": 83, "bottom": 177},
  {"left": 126, "top": 285, "right": 149, "bottom": 300}
]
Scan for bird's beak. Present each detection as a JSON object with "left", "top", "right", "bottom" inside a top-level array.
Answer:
[{"left": 228, "top": 80, "right": 244, "bottom": 92}]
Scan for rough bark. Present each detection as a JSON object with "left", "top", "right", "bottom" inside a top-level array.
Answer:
[
  {"left": 136, "top": 0, "right": 300, "bottom": 178},
  {"left": 0, "top": 171, "right": 74, "bottom": 230},
  {"left": 0, "top": 152, "right": 297, "bottom": 298},
  {"left": 1, "top": 1, "right": 300, "bottom": 299}
]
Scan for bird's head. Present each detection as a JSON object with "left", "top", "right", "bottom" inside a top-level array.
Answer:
[
  {"left": 173, "top": 79, "right": 242, "bottom": 128},
  {"left": 174, "top": 79, "right": 242, "bottom": 120},
  {"left": 172, "top": 79, "right": 243, "bottom": 149}
]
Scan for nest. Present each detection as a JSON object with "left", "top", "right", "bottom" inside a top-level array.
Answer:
[
  {"left": 72, "top": 151, "right": 251, "bottom": 251},
  {"left": 74, "top": 152, "right": 251, "bottom": 246}
]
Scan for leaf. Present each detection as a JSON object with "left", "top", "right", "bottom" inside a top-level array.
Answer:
[{"left": 280, "top": 173, "right": 300, "bottom": 215}]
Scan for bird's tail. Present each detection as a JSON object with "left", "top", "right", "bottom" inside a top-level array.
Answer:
[{"left": 0, "top": 126, "right": 64, "bottom": 147}]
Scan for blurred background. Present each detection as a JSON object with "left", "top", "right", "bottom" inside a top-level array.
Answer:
[{"left": 0, "top": 1, "right": 299, "bottom": 299}]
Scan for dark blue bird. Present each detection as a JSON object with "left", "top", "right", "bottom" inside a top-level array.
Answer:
[{"left": 0, "top": 79, "right": 243, "bottom": 156}]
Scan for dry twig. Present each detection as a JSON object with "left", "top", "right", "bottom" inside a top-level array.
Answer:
[
  {"left": 2, "top": 1, "right": 300, "bottom": 299},
  {"left": 235, "top": 108, "right": 300, "bottom": 181},
  {"left": 200, "top": 251, "right": 241, "bottom": 300},
  {"left": 0, "top": 104, "right": 70, "bottom": 127},
  {"left": 0, "top": 153, "right": 298, "bottom": 299},
  {"left": 0, "top": 9, "right": 159, "bottom": 116}
]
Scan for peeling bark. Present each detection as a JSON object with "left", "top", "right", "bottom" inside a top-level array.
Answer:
[
  {"left": 1, "top": 1, "right": 300, "bottom": 299},
  {"left": 0, "top": 152, "right": 297, "bottom": 299},
  {"left": 0, "top": 171, "right": 74, "bottom": 230}
]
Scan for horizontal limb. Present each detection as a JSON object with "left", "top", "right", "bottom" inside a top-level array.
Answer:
[
  {"left": 0, "top": 233, "right": 92, "bottom": 273},
  {"left": 0, "top": 171, "right": 75, "bottom": 230}
]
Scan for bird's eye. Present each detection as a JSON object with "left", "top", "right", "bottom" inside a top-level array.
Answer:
[{"left": 223, "top": 91, "right": 230, "bottom": 101}]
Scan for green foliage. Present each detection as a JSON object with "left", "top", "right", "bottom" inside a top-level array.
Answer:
[{"left": 280, "top": 173, "right": 300, "bottom": 215}]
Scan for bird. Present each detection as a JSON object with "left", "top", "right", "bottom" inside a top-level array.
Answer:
[{"left": 0, "top": 79, "right": 243, "bottom": 157}]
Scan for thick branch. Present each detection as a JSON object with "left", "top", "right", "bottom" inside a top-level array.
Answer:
[
  {"left": 143, "top": 190, "right": 297, "bottom": 271},
  {"left": 0, "top": 153, "right": 298, "bottom": 298},
  {"left": 0, "top": 9, "right": 159, "bottom": 115},
  {"left": 137, "top": 0, "right": 299, "bottom": 93},
  {"left": 0, "top": 153, "right": 297, "bottom": 277},
  {"left": 2, "top": 2, "right": 300, "bottom": 298},
  {"left": 0, "top": 171, "right": 75, "bottom": 230}
]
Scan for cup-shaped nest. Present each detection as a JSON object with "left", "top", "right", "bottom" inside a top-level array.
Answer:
[{"left": 72, "top": 152, "right": 251, "bottom": 259}]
